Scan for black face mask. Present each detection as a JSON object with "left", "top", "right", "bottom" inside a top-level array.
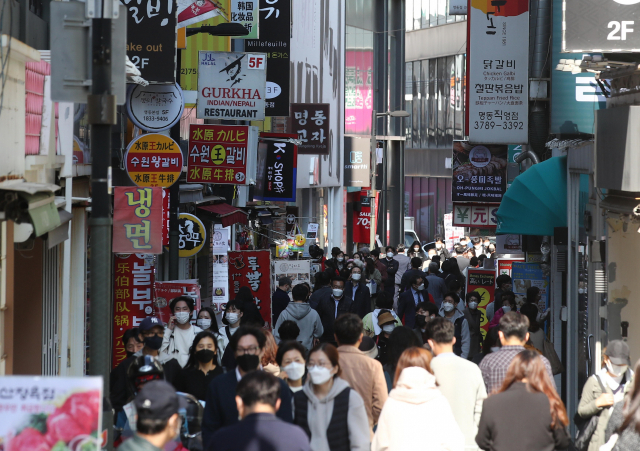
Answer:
[
  {"left": 236, "top": 354, "right": 260, "bottom": 372},
  {"left": 126, "top": 351, "right": 135, "bottom": 359},
  {"left": 195, "top": 349, "right": 216, "bottom": 363},
  {"left": 415, "top": 314, "right": 427, "bottom": 328},
  {"left": 144, "top": 335, "right": 163, "bottom": 350}
]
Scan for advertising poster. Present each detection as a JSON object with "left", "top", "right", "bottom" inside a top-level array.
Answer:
[
  {"left": 113, "top": 187, "right": 163, "bottom": 254},
  {"left": 113, "top": 253, "right": 155, "bottom": 368},
  {"left": 466, "top": 269, "right": 496, "bottom": 340},
  {"left": 496, "top": 234, "right": 522, "bottom": 254},
  {"left": 178, "top": 213, "right": 206, "bottom": 257},
  {"left": 288, "top": 104, "right": 330, "bottom": 155},
  {"left": 126, "top": 83, "right": 185, "bottom": 132},
  {"left": 125, "top": 134, "right": 183, "bottom": 188},
  {"left": 212, "top": 254, "right": 229, "bottom": 312},
  {"left": 197, "top": 51, "right": 267, "bottom": 120},
  {"left": 496, "top": 258, "right": 525, "bottom": 278},
  {"left": 230, "top": 0, "right": 259, "bottom": 39},
  {"left": 345, "top": 50, "right": 373, "bottom": 135},
  {"left": 254, "top": 133, "right": 298, "bottom": 202},
  {"left": 246, "top": 0, "right": 291, "bottom": 116},
  {"left": 444, "top": 213, "right": 465, "bottom": 251},
  {"left": 511, "top": 262, "right": 549, "bottom": 312},
  {"left": 452, "top": 141, "right": 507, "bottom": 202},
  {"left": 187, "top": 124, "right": 258, "bottom": 185},
  {"left": 212, "top": 227, "right": 229, "bottom": 254},
  {"left": 272, "top": 260, "right": 311, "bottom": 288},
  {"left": 344, "top": 136, "right": 371, "bottom": 187},
  {"left": 353, "top": 191, "right": 378, "bottom": 243},
  {"left": 228, "top": 250, "right": 271, "bottom": 326},
  {"left": 0, "top": 376, "right": 103, "bottom": 451},
  {"left": 153, "top": 280, "right": 202, "bottom": 324},
  {"left": 468, "top": 0, "right": 529, "bottom": 144}
]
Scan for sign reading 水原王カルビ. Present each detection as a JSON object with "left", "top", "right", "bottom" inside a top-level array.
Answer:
[
  {"left": 468, "top": 0, "right": 529, "bottom": 144},
  {"left": 197, "top": 51, "right": 267, "bottom": 120}
]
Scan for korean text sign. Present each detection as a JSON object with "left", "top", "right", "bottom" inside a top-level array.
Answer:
[
  {"left": 452, "top": 141, "right": 507, "bottom": 202},
  {"left": 288, "top": 103, "right": 330, "bottom": 155},
  {"left": 466, "top": 269, "right": 495, "bottom": 340},
  {"left": 113, "top": 253, "right": 155, "bottom": 368},
  {"left": 187, "top": 124, "right": 257, "bottom": 185},
  {"left": 125, "top": 134, "right": 183, "bottom": 188},
  {"left": 178, "top": 213, "right": 206, "bottom": 257},
  {"left": 468, "top": 0, "right": 529, "bottom": 144},
  {"left": 255, "top": 132, "right": 298, "bottom": 202},
  {"left": 113, "top": 187, "right": 163, "bottom": 254},
  {"left": 228, "top": 250, "right": 271, "bottom": 326},
  {"left": 154, "top": 280, "right": 202, "bottom": 325},
  {"left": 197, "top": 51, "right": 267, "bottom": 120}
]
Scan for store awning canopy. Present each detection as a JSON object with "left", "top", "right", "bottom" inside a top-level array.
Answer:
[
  {"left": 198, "top": 203, "right": 249, "bottom": 227},
  {"left": 496, "top": 156, "right": 567, "bottom": 236}
]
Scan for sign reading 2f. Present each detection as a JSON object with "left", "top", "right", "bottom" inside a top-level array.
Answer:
[{"left": 608, "top": 21, "right": 634, "bottom": 40}]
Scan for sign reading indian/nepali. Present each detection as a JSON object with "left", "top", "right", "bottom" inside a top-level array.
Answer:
[
  {"left": 468, "top": 0, "right": 529, "bottom": 144},
  {"left": 288, "top": 103, "right": 330, "bottom": 155},
  {"left": 452, "top": 141, "right": 507, "bottom": 202},
  {"left": 113, "top": 253, "right": 155, "bottom": 368},
  {"left": 228, "top": 250, "right": 271, "bottom": 326},
  {"left": 187, "top": 124, "right": 258, "bottom": 185},
  {"left": 122, "top": 0, "right": 176, "bottom": 83},
  {"left": 154, "top": 280, "right": 201, "bottom": 325},
  {"left": 197, "top": 51, "right": 267, "bottom": 120},
  {"left": 113, "top": 187, "right": 164, "bottom": 253},
  {"left": 230, "top": 0, "right": 259, "bottom": 39},
  {"left": 246, "top": 0, "right": 291, "bottom": 116},
  {"left": 125, "top": 134, "right": 183, "bottom": 188},
  {"left": 178, "top": 213, "right": 206, "bottom": 257},
  {"left": 453, "top": 203, "right": 499, "bottom": 228},
  {"left": 255, "top": 133, "right": 298, "bottom": 202},
  {"left": 466, "top": 268, "right": 495, "bottom": 340},
  {"left": 126, "top": 83, "right": 185, "bottom": 132}
]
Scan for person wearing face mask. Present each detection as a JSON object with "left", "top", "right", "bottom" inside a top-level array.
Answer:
[
  {"left": 398, "top": 275, "right": 433, "bottom": 329},
  {"left": 316, "top": 276, "right": 353, "bottom": 345},
  {"left": 413, "top": 301, "right": 439, "bottom": 344},
  {"left": 218, "top": 300, "right": 245, "bottom": 370},
  {"left": 174, "top": 331, "right": 223, "bottom": 401},
  {"left": 272, "top": 277, "right": 293, "bottom": 327},
  {"left": 375, "top": 311, "right": 397, "bottom": 365},
  {"left": 392, "top": 245, "right": 411, "bottom": 302},
  {"left": 274, "top": 284, "right": 324, "bottom": 352},
  {"left": 488, "top": 275, "right": 513, "bottom": 322},
  {"left": 362, "top": 292, "right": 402, "bottom": 338},
  {"left": 160, "top": 296, "right": 202, "bottom": 368},
  {"left": 294, "top": 343, "right": 371, "bottom": 451},
  {"left": 344, "top": 266, "right": 372, "bottom": 319},
  {"left": 487, "top": 291, "right": 518, "bottom": 330},
  {"left": 463, "top": 291, "right": 483, "bottom": 361},
  {"left": 425, "top": 262, "right": 448, "bottom": 308},
  {"left": 382, "top": 247, "right": 399, "bottom": 298},
  {"left": 409, "top": 240, "right": 427, "bottom": 264},
  {"left": 438, "top": 292, "right": 470, "bottom": 359},
  {"left": 352, "top": 252, "right": 364, "bottom": 270},
  {"left": 202, "top": 327, "right": 294, "bottom": 449},
  {"left": 370, "top": 249, "right": 389, "bottom": 295},
  {"left": 276, "top": 341, "right": 308, "bottom": 395},
  {"left": 434, "top": 235, "right": 452, "bottom": 260},
  {"left": 330, "top": 247, "right": 346, "bottom": 271},
  {"left": 577, "top": 340, "right": 633, "bottom": 451},
  {"left": 196, "top": 307, "right": 219, "bottom": 334}
]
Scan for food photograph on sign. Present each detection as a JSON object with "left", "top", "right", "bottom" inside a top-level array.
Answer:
[{"left": 452, "top": 141, "right": 507, "bottom": 202}]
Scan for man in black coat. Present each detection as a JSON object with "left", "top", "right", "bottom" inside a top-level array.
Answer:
[
  {"left": 309, "top": 272, "right": 332, "bottom": 309},
  {"left": 344, "top": 266, "right": 371, "bottom": 319},
  {"left": 398, "top": 274, "right": 431, "bottom": 328},
  {"left": 400, "top": 257, "right": 427, "bottom": 291},
  {"left": 382, "top": 246, "right": 400, "bottom": 298},
  {"left": 272, "top": 277, "right": 292, "bottom": 326},
  {"left": 315, "top": 276, "right": 353, "bottom": 344},
  {"left": 202, "top": 327, "right": 293, "bottom": 450}
]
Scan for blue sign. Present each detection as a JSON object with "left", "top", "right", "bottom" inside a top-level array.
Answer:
[{"left": 511, "top": 262, "right": 549, "bottom": 311}]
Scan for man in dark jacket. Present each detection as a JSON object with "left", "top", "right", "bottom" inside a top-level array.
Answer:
[
  {"left": 400, "top": 257, "right": 427, "bottom": 291},
  {"left": 370, "top": 249, "right": 388, "bottom": 292},
  {"left": 316, "top": 276, "right": 353, "bottom": 344},
  {"left": 382, "top": 246, "right": 399, "bottom": 298},
  {"left": 398, "top": 274, "right": 431, "bottom": 328},
  {"left": 344, "top": 266, "right": 371, "bottom": 319},
  {"left": 272, "top": 277, "right": 292, "bottom": 326},
  {"left": 309, "top": 272, "right": 332, "bottom": 310}
]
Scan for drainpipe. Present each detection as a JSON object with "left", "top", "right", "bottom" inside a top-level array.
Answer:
[{"left": 529, "top": 0, "right": 551, "bottom": 158}]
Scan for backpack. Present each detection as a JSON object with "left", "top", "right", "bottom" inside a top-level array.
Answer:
[{"left": 572, "top": 375, "right": 607, "bottom": 451}]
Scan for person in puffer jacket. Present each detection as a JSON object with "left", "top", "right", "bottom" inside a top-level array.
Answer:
[{"left": 274, "top": 284, "right": 324, "bottom": 352}]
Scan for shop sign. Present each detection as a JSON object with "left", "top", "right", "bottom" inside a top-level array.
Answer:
[
  {"left": 228, "top": 250, "right": 271, "bottom": 326},
  {"left": 344, "top": 136, "right": 371, "bottom": 187},
  {"left": 444, "top": 213, "right": 465, "bottom": 251},
  {"left": 468, "top": 0, "right": 529, "bottom": 144},
  {"left": 197, "top": 51, "right": 267, "bottom": 120},
  {"left": 496, "top": 258, "right": 525, "bottom": 278},
  {"left": 0, "top": 376, "right": 103, "bottom": 451},
  {"left": 178, "top": 0, "right": 223, "bottom": 27},
  {"left": 452, "top": 141, "right": 507, "bottom": 202},
  {"left": 353, "top": 190, "right": 378, "bottom": 243},
  {"left": 466, "top": 268, "right": 495, "bottom": 340},
  {"left": 512, "top": 262, "right": 549, "bottom": 312},
  {"left": 178, "top": 213, "right": 206, "bottom": 257},
  {"left": 113, "top": 253, "right": 155, "bottom": 367},
  {"left": 126, "top": 83, "right": 185, "bottom": 132},
  {"left": 285, "top": 206, "right": 299, "bottom": 236},
  {"left": 272, "top": 260, "right": 310, "bottom": 289},
  {"left": 230, "top": 0, "right": 259, "bottom": 39},
  {"left": 246, "top": 0, "right": 291, "bottom": 116},
  {"left": 212, "top": 227, "right": 229, "bottom": 254},
  {"left": 449, "top": 0, "right": 467, "bottom": 15},
  {"left": 154, "top": 280, "right": 202, "bottom": 325},
  {"left": 187, "top": 124, "right": 259, "bottom": 185},
  {"left": 345, "top": 50, "right": 373, "bottom": 135},
  {"left": 289, "top": 103, "right": 330, "bottom": 155},
  {"left": 496, "top": 234, "right": 522, "bottom": 254},
  {"left": 125, "top": 134, "right": 183, "bottom": 188},
  {"left": 122, "top": 0, "right": 176, "bottom": 83},
  {"left": 255, "top": 133, "right": 298, "bottom": 202},
  {"left": 113, "top": 187, "right": 163, "bottom": 254},
  {"left": 453, "top": 203, "right": 499, "bottom": 228},
  {"left": 306, "top": 223, "right": 319, "bottom": 239},
  {"left": 212, "top": 254, "right": 229, "bottom": 311},
  {"left": 162, "top": 188, "right": 170, "bottom": 246}
]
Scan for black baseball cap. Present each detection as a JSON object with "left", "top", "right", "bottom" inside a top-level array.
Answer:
[
  {"left": 134, "top": 380, "right": 187, "bottom": 421},
  {"left": 139, "top": 317, "right": 164, "bottom": 332},
  {"left": 605, "top": 340, "right": 631, "bottom": 365}
]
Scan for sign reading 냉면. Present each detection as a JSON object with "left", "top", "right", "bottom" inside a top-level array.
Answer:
[
  {"left": 197, "top": 51, "right": 267, "bottom": 120},
  {"left": 230, "top": 0, "right": 259, "bottom": 39},
  {"left": 288, "top": 103, "right": 330, "bottom": 155},
  {"left": 113, "top": 187, "right": 164, "bottom": 254},
  {"left": 125, "top": 134, "right": 183, "bottom": 188},
  {"left": 466, "top": 268, "right": 495, "bottom": 340},
  {"left": 228, "top": 250, "right": 271, "bottom": 326},
  {"left": 254, "top": 133, "right": 298, "bottom": 202},
  {"left": 126, "top": 83, "right": 185, "bottom": 132},
  {"left": 452, "top": 141, "right": 507, "bottom": 202},
  {"left": 468, "top": 0, "right": 529, "bottom": 144},
  {"left": 178, "top": 213, "right": 206, "bottom": 257}
]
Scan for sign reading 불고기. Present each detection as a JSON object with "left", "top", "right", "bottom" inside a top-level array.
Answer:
[
  {"left": 197, "top": 51, "right": 267, "bottom": 120},
  {"left": 468, "top": 0, "right": 529, "bottom": 144},
  {"left": 228, "top": 250, "right": 271, "bottom": 326},
  {"left": 254, "top": 133, "right": 298, "bottom": 202},
  {"left": 126, "top": 83, "right": 185, "bottom": 132},
  {"left": 452, "top": 141, "right": 508, "bottom": 202},
  {"left": 178, "top": 213, "right": 206, "bottom": 257},
  {"left": 113, "top": 187, "right": 164, "bottom": 254},
  {"left": 449, "top": 0, "right": 467, "bottom": 15},
  {"left": 288, "top": 103, "right": 330, "bottom": 155},
  {"left": 125, "top": 134, "right": 183, "bottom": 188},
  {"left": 453, "top": 203, "right": 499, "bottom": 229},
  {"left": 230, "top": 0, "right": 259, "bottom": 39}
]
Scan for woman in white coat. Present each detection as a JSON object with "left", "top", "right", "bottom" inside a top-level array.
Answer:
[{"left": 372, "top": 347, "right": 465, "bottom": 451}]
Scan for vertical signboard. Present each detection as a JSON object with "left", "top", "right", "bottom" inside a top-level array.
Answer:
[
  {"left": 212, "top": 254, "right": 229, "bottom": 312},
  {"left": 288, "top": 104, "right": 330, "bottom": 155},
  {"left": 345, "top": 49, "right": 373, "bottom": 134},
  {"left": 344, "top": 136, "right": 371, "bottom": 187},
  {"left": 246, "top": 0, "right": 291, "bottom": 116},
  {"left": 113, "top": 187, "right": 164, "bottom": 254},
  {"left": 228, "top": 250, "right": 272, "bottom": 326},
  {"left": 511, "top": 262, "right": 549, "bottom": 312},
  {"left": 466, "top": 268, "right": 495, "bottom": 340},
  {"left": 352, "top": 191, "right": 377, "bottom": 243},
  {"left": 254, "top": 133, "right": 298, "bottom": 202},
  {"left": 444, "top": 213, "right": 465, "bottom": 251},
  {"left": 452, "top": 141, "right": 507, "bottom": 202},
  {"left": 468, "top": 0, "right": 529, "bottom": 144},
  {"left": 230, "top": 0, "right": 259, "bottom": 39},
  {"left": 113, "top": 253, "right": 155, "bottom": 368},
  {"left": 154, "top": 280, "right": 202, "bottom": 324}
]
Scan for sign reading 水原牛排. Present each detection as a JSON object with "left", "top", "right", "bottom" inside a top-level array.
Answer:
[
  {"left": 230, "top": 0, "right": 259, "bottom": 39},
  {"left": 197, "top": 51, "right": 267, "bottom": 120},
  {"left": 468, "top": 0, "right": 529, "bottom": 144},
  {"left": 288, "top": 104, "right": 330, "bottom": 155},
  {"left": 126, "top": 83, "right": 185, "bottom": 132}
]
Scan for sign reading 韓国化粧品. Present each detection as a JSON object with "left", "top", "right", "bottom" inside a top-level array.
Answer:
[
  {"left": 230, "top": 0, "right": 259, "bottom": 39},
  {"left": 125, "top": 134, "right": 183, "bottom": 188},
  {"left": 113, "top": 187, "right": 164, "bottom": 254}
]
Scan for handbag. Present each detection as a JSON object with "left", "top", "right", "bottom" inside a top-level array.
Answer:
[
  {"left": 542, "top": 337, "right": 564, "bottom": 375},
  {"left": 573, "top": 375, "right": 607, "bottom": 451}
]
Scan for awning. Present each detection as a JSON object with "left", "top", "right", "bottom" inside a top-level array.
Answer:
[
  {"left": 198, "top": 203, "right": 249, "bottom": 227},
  {"left": 496, "top": 156, "right": 567, "bottom": 236},
  {"left": 47, "top": 209, "right": 73, "bottom": 248}
]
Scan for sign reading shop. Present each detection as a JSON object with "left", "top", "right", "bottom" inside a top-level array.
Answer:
[{"left": 197, "top": 51, "right": 267, "bottom": 120}]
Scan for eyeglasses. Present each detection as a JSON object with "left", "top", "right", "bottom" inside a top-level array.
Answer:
[{"left": 236, "top": 346, "right": 260, "bottom": 355}]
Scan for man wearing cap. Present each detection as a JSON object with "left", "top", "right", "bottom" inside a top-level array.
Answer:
[
  {"left": 119, "top": 380, "right": 186, "bottom": 451},
  {"left": 375, "top": 311, "right": 397, "bottom": 365}
]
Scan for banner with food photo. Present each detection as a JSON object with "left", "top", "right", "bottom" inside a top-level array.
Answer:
[{"left": 452, "top": 141, "right": 508, "bottom": 202}]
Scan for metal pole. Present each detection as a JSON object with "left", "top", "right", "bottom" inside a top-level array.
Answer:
[
  {"left": 169, "top": 49, "right": 182, "bottom": 280},
  {"left": 88, "top": 16, "right": 115, "bottom": 451},
  {"left": 370, "top": 109, "right": 377, "bottom": 249}
]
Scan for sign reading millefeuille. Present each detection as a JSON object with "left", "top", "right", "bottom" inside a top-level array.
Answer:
[
  {"left": 125, "top": 134, "right": 183, "bottom": 188},
  {"left": 197, "top": 51, "right": 267, "bottom": 120},
  {"left": 468, "top": 0, "right": 529, "bottom": 144},
  {"left": 126, "top": 83, "right": 185, "bottom": 132}
]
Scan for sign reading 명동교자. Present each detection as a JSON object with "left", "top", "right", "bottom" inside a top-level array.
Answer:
[
  {"left": 197, "top": 51, "right": 267, "bottom": 120},
  {"left": 468, "top": 0, "right": 529, "bottom": 144},
  {"left": 125, "top": 134, "right": 183, "bottom": 188},
  {"left": 452, "top": 141, "right": 507, "bottom": 202},
  {"left": 228, "top": 250, "right": 271, "bottom": 326},
  {"left": 466, "top": 268, "right": 495, "bottom": 340},
  {"left": 126, "top": 83, "right": 185, "bottom": 132},
  {"left": 254, "top": 133, "right": 298, "bottom": 202},
  {"left": 113, "top": 187, "right": 164, "bottom": 254},
  {"left": 289, "top": 104, "right": 330, "bottom": 155}
]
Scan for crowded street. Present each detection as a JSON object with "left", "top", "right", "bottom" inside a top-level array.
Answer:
[{"left": 1, "top": 0, "right": 640, "bottom": 450}]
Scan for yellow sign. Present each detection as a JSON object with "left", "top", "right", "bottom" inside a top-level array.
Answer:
[
  {"left": 125, "top": 134, "right": 183, "bottom": 188},
  {"left": 178, "top": 213, "right": 206, "bottom": 257},
  {"left": 211, "top": 144, "right": 226, "bottom": 165}
]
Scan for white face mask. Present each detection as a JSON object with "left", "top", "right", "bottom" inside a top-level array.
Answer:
[
  {"left": 415, "top": 284, "right": 425, "bottom": 291},
  {"left": 468, "top": 301, "right": 478, "bottom": 310},
  {"left": 382, "top": 324, "right": 395, "bottom": 334},
  {"left": 307, "top": 366, "right": 333, "bottom": 385},
  {"left": 354, "top": 258, "right": 361, "bottom": 263},
  {"left": 386, "top": 252, "right": 394, "bottom": 258},
  {"left": 283, "top": 362, "right": 305, "bottom": 381},
  {"left": 474, "top": 245, "right": 482, "bottom": 250},
  {"left": 352, "top": 273, "right": 361, "bottom": 281},
  {"left": 502, "top": 306, "right": 511, "bottom": 313},
  {"left": 414, "top": 247, "right": 420, "bottom": 253},
  {"left": 606, "top": 361, "right": 629, "bottom": 377},
  {"left": 175, "top": 312, "right": 191, "bottom": 324},
  {"left": 332, "top": 289, "right": 344, "bottom": 298},
  {"left": 337, "top": 257, "right": 344, "bottom": 262},
  {"left": 443, "top": 302, "right": 454, "bottom": 312},
  {"left": 196, "top": 318, "right": 212, "bottom": 329},
  {"left": 226, "top": 312, "right": 240, "bottom": 324},
  {"left": 436, "top": 243, "right": 443, "bottom": 249}
]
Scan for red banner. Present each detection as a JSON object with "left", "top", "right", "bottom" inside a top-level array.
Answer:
[
  {"left": 352, "top": 190, "right": 378, "bottom": 243},
  {"left": 112, "top": 253, "right": 155, "bottom": 368},
  {"left": 113, "top": 187, "right": 163, "bottom": 254},
  {"left": 153, "top": 280, "right": 202, "bottom": 325},
  {"left": 228, "top": 250, "right": 272, "bottom": 327},
  {"left": 162, "top": 188, "right": 170, "bottom": 247},
  {"left": 466, "top": 269, "right": 496, "bottom": 341}
]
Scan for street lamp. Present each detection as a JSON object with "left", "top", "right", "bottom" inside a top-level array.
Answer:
[
  {"left": 370, "top": 109, "right": 410, "bottom": 249},
  {"left": 186, "top": 23, "right": 250, "bottom": 37}
]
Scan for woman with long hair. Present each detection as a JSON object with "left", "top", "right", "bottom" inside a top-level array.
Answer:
[
  {"left": 381, "top": 326, "right": 423, "bottom": 391},
  {"left": 476, "top": 350, "right": 570, "bottom": 451},
  {"left": 372, "top": 347, "right": 464, "bottom": 451},
  {"left": 173, "top": 330, "right": 223, "bottom": 401},
  {"left": 261, "top": 329, "right": 280, "bottom": 377},
  {"left": 364, "top": 257, "right": 382, "bottom": 293},
  {"left": 235, "top": 286, "right": 265, "bottom": 327}
]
